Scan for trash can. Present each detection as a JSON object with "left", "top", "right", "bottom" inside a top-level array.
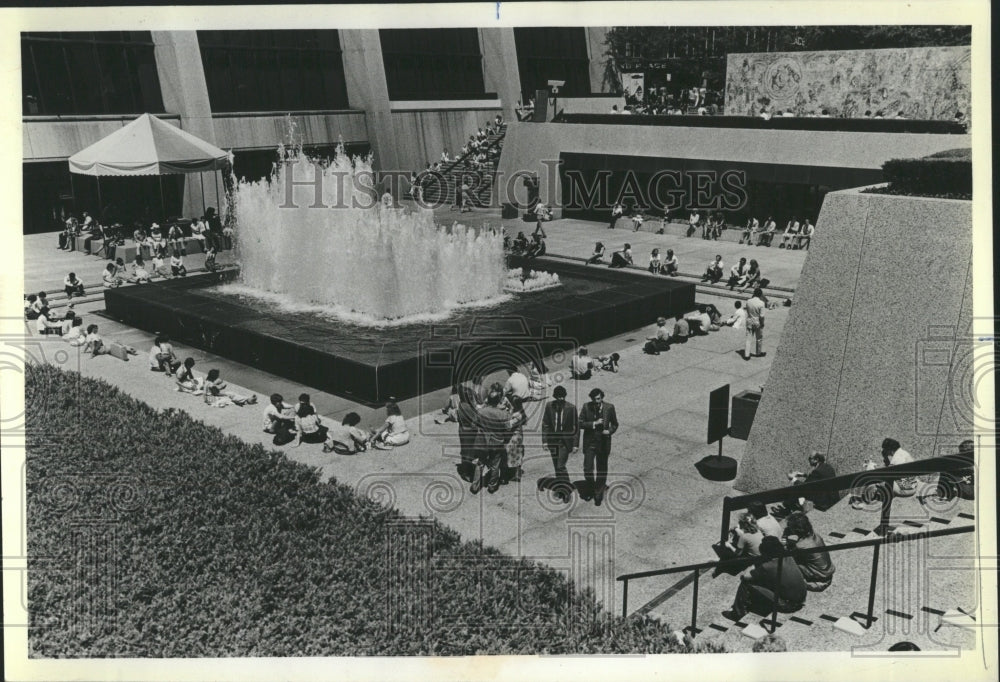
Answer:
[{"left": 730, "top": 390, "right": 761, "bottom": 440}]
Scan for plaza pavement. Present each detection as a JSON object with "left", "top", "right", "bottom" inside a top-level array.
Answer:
[{"left": 22, "top": 212, "right": 978, "bottom": 652}]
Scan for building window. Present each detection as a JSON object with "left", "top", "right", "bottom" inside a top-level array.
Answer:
[
  {"left": 198, "top": 30, "right": 350, "bottom": 112},
  {"left": 514, "top": 28, "right": 591, "bottom": 102},
  {"left": 21, "top": 32, "right": 164, "bottom": 116},
  {"left": 379, "top": 29, "right": 489, "bottom": 100}
]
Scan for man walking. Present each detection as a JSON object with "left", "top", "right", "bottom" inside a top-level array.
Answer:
[
  {"left": 743, "top": 287, "right": 766, "bottom": 359},
  {"left": 578, "top": 388, "right": 619, "bottom": 505},
  {"left": 541, "top": 385, "right": 578, "bottom": 503}
]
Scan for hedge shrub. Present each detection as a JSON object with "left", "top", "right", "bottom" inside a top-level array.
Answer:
[
  {"left": 26, "top": 364, "right": 720, "bottom": 657},
  {"left": 864, "top": 148, "right": 971, "bottom": 199}
]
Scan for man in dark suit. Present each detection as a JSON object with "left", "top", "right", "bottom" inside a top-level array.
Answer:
[
  {"left": 542, "top": 385, "right": 578, "bottom": 503},
  {"left": 578, "top": 387, "right": 619, "bottom": 506},
  {"left": 726, "top": 536, "right": 807, "bottom": 620}
]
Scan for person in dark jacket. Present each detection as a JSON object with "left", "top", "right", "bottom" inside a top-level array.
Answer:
[
  {"left": 578, "top": 388, "right": 619, "bottom": 505},
  {"left": 456, "top": 375, "right": 485, "bottom": 482},
  {"left": 471, "top": 383, "right": 515, "bottom": 495},
  {"left": 726, "top": 536, "right": 807, "bottom": 620},
  {"left": 542, "top": 385, "right": 578, "bottom": 503},
  {"left": 789, "top": 451, "right": 840, "bottom": 510},
  {"left": 783, "top": 512, "right": 835, "bottom": 591}
]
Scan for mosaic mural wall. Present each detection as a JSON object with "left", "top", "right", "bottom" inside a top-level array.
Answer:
[{"left": 725, "top": 46, "right": 971, "bottom": 120}]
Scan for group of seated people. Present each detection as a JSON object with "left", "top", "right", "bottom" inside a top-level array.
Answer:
[
  {"left": 569, "top": 347, "right": 621, "bottom": 379},
  {"left": 507, "top": 223, "right": 547, "bottom": 259},
  {"left": 720, "top": 505, "right": 836, "bottom": 621},
  {"left": 102, "top": 249, "right": 203, "bottom": 287},
  {"left": 262, "top": 394, "right": 410, "bottom": 453},
  {"left": 642, "top": 304, "right": 744, "bottom": 354},
  {"left": 57, "top": 207, "right": 230, "bottom": 259},
  {"left": 411, "top": 115, "right": 505, "bottom": 200},
  {"left": 723, "top": 257, "right": 772, "bottom": 293},
  {"left": 739, "top": 216, "right": 814, "bottom": 249}
]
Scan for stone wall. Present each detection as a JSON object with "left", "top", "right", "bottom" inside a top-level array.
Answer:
[
  {"left": 725, "top": 46, "right": 971, "bottom": 120},
  {"left": 735, "top": 188, "right": 973, "bottom": 492}
]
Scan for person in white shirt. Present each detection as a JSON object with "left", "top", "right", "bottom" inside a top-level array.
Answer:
[
  {"left": 324, "top": 412, "right": 374, "bottom": 454},
  {"left": 63, "top": 317, "right": 86, "bottom": 346},
  {"left": 131, "top": 257, "right": 151, "bottom": 284},
  {"left": 504, "top": 368, "right": 531, "bottom": 401},
  {"left": 688, "top": 211, "right": 700, "bottom": 237},
  {"left": 881, "top": 437, "right": 917, "bottom": 496},
  {"left": 660, "top": 249, "right": 678, "bottom": 276},
  {"left": 35, "top": 307, "right": 62, "bottom": 336},
  {"left": 795, "top": 220, "right": 814, "bottom": 250},
  {"left": 757, "top": 217, "right": 777, "bottom": 246},
  {"left": 748, "top": 502, "right": 783, "bottom": 537},
  {"left": 727, "top": 258, "right": 749, "bottom": 289},
  {"left": 610, "top": 105, "right": 620, "bottom": 114},
  {"left": 724, "top": 301, "right": 747, "bottom": 329},
  {"left": 743, "top": 289, "right": 766, "bottom": 359},
  {"left": 740, "top": 217, "right": 759, "bottom": 245},
  {"left": 189, "top": 217, "right": 207, "bottom": 246},
  {"left": 685, "top": 305, "right": 716, "bottom": 335},
  {"left": 83, "top": 324, "right": 109, "bottom": 357},
  {"left": 373, "top": 401, "right": 410, "bottom": 448},
  {"left": 779, "top": 217, "right": 801, "bottom": 248},
  {"left": 170, "top": 251, "right": 187, "bottom": 277},
  {"left": 609, "top": 203, "right": 624, "bottom": 229},
  {"left": 263, "top": 393, "right": 296, "bottom": 433},
  {"left": 571, "top": 347, "right": 595, "bottom": 380},
  {"left": 702, "top": 255, "right": 724, "bottom": 283},
  {"left": 441, "top": 149, "right": 450, "bottom": 163},
  {"left": 648, "top": 248, "right": 662, "bottom": 274},
  {"left": 63, "top": 272, "right": 85, "bottom": 298},
  {"left": 609, "top": 243, "right": 633, "bottom": 268}
]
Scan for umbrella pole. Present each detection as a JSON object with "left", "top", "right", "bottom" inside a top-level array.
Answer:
[
  {"left": 200, "top": 172, "right": 206, "bottom": 216},
  {"left": 69, "top": 173, "right": 77, "bottom": 216},
  {"left": 96, "top": 177, "right": 103, "bottom": 223},
  {"left": 158, "top": 176, "right": 166, "bottom": 222},
  {"left": 214, "top": 171, "right": 220, "bottom": 217}
]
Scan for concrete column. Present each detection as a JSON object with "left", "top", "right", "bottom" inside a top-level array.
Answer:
[
  {"left": 480, "top": 27, "right": 521, "bottom": 119},
  {"left": 340, "top": 29, "right": 400, "bottom": 173},
  {"left": 152, "top": 31, "right": 217, "bottom": 218},
  {"left": 587, "top": 27, "right": 613, "bottom": 94}
]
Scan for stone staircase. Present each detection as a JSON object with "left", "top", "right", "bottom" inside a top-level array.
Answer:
[
  {"left": 419, "top": 124, "right": 507, "bottom": 208},
  {"left": 634, "top": 491, "right": 979, "bottom": 652}
]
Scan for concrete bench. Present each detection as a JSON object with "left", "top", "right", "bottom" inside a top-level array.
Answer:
[{"left": 105, "top": 238, "right": 222, "bottom": 262}]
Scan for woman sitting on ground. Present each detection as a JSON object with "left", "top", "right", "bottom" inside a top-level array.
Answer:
[
  {"left": 372, "top": 401, "right": 411, "bottom": 449},
  {"left": 586, "top": 241, "right": 606, "bottom": 265},
  {"left": 149, "top": 335, "right": 182, "bottom": 375},
  {"left": 783, "top": 512, "right": 835, "bottom": 592},
  {"left": 323, "top": 412, "right": 374, "bottom": 455},
  {"left": 102, "top": 263, "right": 123, "bottom": 288},
  {"left": 727, "top": 512, "right": 765, "bottom": 557},
  {"left": 289, "top": 403, "right": 326, "bottom": 445},
  {"left": 660, "top": 249, "right": 679, "bottom": 276},
  {"left": 648, "top": 248, "right": 662, "bottom": 274},
  {"left": 170, "top": 250, "right": 187, "bottom": 277},
  {"left": 131, "top": 257, "right": 151, "bottom": 284},
  {"left": 434, "top": 383, "right": 461, "bottom": 424},
  {"left": 64, "top": 317, "right": 86, "bottom": 346},
  {"left": 24, "top": 294, "right": 40, "bottom": 320},
  {"left": 204, "top": 368, "right": 258, "bottom": 408},
  {"left": 174, "top": 357, "right": 202, "bottom": 394},
  {"left": 83, "top": 324, "right": 108, "bottom": 357}
]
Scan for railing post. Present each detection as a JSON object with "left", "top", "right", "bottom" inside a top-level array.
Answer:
[
  {"left": 878, "top": 484, "right": 894, "bottom": 535},
  {"left": 865, "top": 541, "right": 881, "bottom": 629},
  {"left": 622, "top": 579, "right": 629, "bottom": 618},
  {"left": 770, "top": 556, "right": 782, "bottom": 632},
  {"left": 720, "top": 497, "right": 732, "bottom": 544},
  {"left": 690, "top": 569, "right": 700, "bottom": 634}
]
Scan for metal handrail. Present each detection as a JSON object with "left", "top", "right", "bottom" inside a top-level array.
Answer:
[
  {"left": 617, "top": 524, "right": 974, "bottom": 631},
  {"left": 718, "top": 451, "right": 974, "bottom": 543}
]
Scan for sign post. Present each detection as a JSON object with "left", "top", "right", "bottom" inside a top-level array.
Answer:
[{"left": 697, "top": 384, "right": 738, "bottom": 481}]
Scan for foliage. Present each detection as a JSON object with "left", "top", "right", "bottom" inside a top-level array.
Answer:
[
  {"left": 26, "top": 364, "right": 716, "bottom": 657},
  {"left": 602, "top": 26, "right": 972, "bottom": 90},
  {"left": 865, "top": 151, "right": 972, "bottom": 199}
]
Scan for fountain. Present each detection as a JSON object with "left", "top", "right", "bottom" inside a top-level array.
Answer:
[
  {"left": 228, "top": 145, "right": 508, "bottom": 324},
  {"left": 103, "top": 145, "right": 696, "bottom": 403}
]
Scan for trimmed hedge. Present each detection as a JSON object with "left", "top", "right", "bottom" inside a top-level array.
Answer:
[
  {"left": 864, "top": 148, "right": 971, "bottom": 199},
  {"left": 26, "top": 365, "right": 720, "bottom": 657}
]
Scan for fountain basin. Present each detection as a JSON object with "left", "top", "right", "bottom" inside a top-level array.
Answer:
[{"left": 103, "top": 257, "right": 695, "bottom": 404}]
